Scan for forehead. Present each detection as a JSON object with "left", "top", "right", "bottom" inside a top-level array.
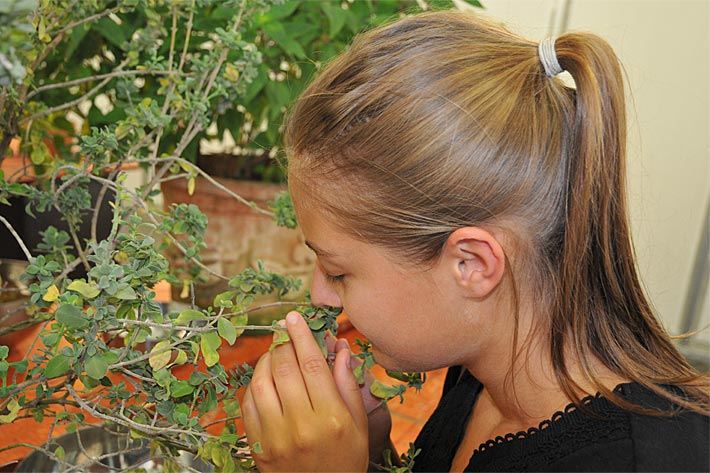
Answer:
[{"left": 289, "top": 179, "right": 372, "bottom": 263}]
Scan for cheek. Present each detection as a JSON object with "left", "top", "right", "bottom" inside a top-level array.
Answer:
[{"left": 344, "top": 284, "right": 454, "bottom": 372}]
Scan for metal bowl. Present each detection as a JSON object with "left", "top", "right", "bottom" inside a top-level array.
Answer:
[{"left": 15, "top": 425, "right": 214, "bottom": 472}]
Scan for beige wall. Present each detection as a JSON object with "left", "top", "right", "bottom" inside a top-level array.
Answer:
[{"left": 472, "top": 0, "right": 710, "bottom": 336}]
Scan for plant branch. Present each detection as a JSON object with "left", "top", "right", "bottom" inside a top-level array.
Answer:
[
  {"left": 66, "top": 384, "right": 210, "bottom": 440},
  {"left": 23, "top": 58, "right": 130, "bottom": 124},
  {"left": 0, "top": 215, "right": 32, "bottom": 260},
  {"left": 49, "top": 6, "right": 122, "bottom": 37},
  {"left": 132, "top": 156, "right": 274, "bottom": 217},
  {"left": 27, "top": 70, "right": 191, "bottom": 99}
]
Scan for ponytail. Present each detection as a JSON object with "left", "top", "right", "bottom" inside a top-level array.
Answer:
[{"left": 549, "top": 33, "right": 709, "bottom": 415}]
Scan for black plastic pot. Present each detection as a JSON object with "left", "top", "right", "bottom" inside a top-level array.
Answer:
[{"left": 0, "top": 179, "right": 115, "bottom": 279}]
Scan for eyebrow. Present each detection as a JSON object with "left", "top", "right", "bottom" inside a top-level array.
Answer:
[{"left": 305, "top": 240, "right": 339, "bottom": 258}]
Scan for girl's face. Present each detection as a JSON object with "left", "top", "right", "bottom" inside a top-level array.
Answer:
[{"left": 290, "top": 183, "right": 492, "bottom": 373}]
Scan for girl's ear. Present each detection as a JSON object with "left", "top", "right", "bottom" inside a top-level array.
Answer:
[{"left": 443, "top": 227, "right": 506, "bottom": 298}]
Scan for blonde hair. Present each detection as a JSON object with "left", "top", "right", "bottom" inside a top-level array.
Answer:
[{"left": 283, "top": 9, "right": 709, "bottom": 415}]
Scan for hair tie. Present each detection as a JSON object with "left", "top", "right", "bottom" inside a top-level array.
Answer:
[{"left": 538, "top": 37, "right": 563, "bottom": 77}]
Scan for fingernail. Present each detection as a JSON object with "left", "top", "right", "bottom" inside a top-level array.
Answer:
[
  {"left": 286, "top": 311, "right": 300, "bottom": 325},
  {"left": 345, "top": 349, "right": 352, "bottom": 368}
]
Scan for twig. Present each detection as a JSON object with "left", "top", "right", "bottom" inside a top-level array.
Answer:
[
  {"left": 65, "top": 384, "right": 210, "bottom": 440},
  {"left": 119, "top": 368, "right": 156, "bottom": 384},
  {"left": 49, "top": 6, "right": 122, "bottom": 37},
  {"left": 178, "top": 1, "right": 196, "bottom": 72},
  {"left": 83, "top": 172, "right": 229, "bottom": 279},
  {"left": 91, "top": 168, "right": 118, "bottom": 244},
  {"left": 130, "top": 156, "right": 274, "bottom": 217},
  {"left": 27, "top": 70, "right": 190, "bottom": 99},
  {"left": 0, "top": 215, "right": 32, "bottom": 260},
  {"left": 23, "top": 58, "right": 130, "bottom": 123},
  {"left": 201, "top": 415, "right": 243, "bottom": 429}
]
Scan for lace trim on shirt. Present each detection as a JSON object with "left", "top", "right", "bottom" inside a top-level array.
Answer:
[{"left": 471, "top": 382, "right": 629, "bottom": 456}]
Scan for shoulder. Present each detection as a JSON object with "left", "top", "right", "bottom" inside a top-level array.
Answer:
[{"left": 620, "top": 382, "right": 710, "bottom": 472}]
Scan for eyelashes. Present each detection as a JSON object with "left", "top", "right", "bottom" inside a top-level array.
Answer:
[{"left": 324, "top": 273, "right": 345, "bottom": 284}]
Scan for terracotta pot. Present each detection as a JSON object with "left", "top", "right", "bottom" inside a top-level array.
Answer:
[{"left": 160, "top": 176, "right": 315, "bottom": 327}]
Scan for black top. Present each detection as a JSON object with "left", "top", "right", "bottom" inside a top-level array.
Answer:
[{"left": 411, "top": 366, "right": 710, "bottom": 472}]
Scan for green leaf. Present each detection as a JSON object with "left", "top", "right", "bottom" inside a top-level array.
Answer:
[
  {"left": 307, "top": 318, "right": 326, "bottom": 331},
  {"left": 115, "top": 304, "right": 134, "bottom": 320},
  {"left": 231, "top": 313, "right": 248, "bottom": 339},
  {"left": 242, "top": 64, "right": 268, "bottom": 104},
  {"left": 171, "top": 380, "right": 194, "bottom": 398},
  {"left": 262, "top": 22, "right": 306, "bottom": 59},
  {"left": 202, "top": 331, "right": 222, "bottom": 351},
  {"left": 93, "top": 16, "right": 126, "bottom": 48},
  {"left": 149, "top": 341, "right": 172, "bottom": 371},
  {"left": 100, "top": 351, "right": 120, "bottom": 365},
  {"left": 11, "top": 359, "right": 27, "bottom": 373},
  {"left": 45, "top": 354, "right": 71, "bottom": 378},
  {"left": 0, "top": 346, "right": 8, "bottom": 360},
  {"left": 252, "top": 442, "right": 263, "bottom": 454},
  {"left": 175, "top": 309, "right": 205, "bottom": 325},
  {"left": 55, "top": 304, "right": 89, "bottom": 329},
  {"left": 67, "top": 280, "right": 101, "bottom": 299},
  {"left": 262, "top": 0, "right": 301, "bottom": 21},
  {"left": 321, "top": 3, "right": 348, "bottom": 38},
  {"left": 54, "top": 445, "right": 65, "bottom": 461},
  {"left": 114, "top": 286, "right": 137, "bottom": 300},
  {"left": 369, "top": 380, "right": 407, "bottom": 402},
  {"left": 200, "top": 333, "right": 221, "bottom": 367},
  {"left": 223, "top": 398, "right": 241, "bottom": 417},
  {"left": 29, "top": 141, "right": 51, "bottom": 164},
  {"left": 217, "top": 317, "right": 237, "bottom": 345},
  {"left": 84, "top": 355, "right": 108, "bottom": 380},
  {"left": 213, "top": 291, "right": 235, "bottom": 308},
  {"left": 265, "top": 81, "right": 292, "bottom": 111}
]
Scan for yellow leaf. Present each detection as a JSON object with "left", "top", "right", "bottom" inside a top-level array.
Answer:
[
  {"left": 180, "top": 280, "right": 190, "bottom": 299},
  {"left": 43, "top": 284, "right": 59, "bottom": 302},
  {"left": 268, "top": 328, "right": 290, "bottom": 351},
  {"left": 178, "top": 161, "right": 193, "bottom": 174},
  {"left": 173, "top": 350, "right": 188, "bottom": 366},
  {"left": 187, "top": 176, "right": 196, "bottom": 196},
  {"left": 149, "top": 341, "right": 172, "bottom": 371},
  {"left": 0, "top": 399, "right": 20, "bottom": 423}
]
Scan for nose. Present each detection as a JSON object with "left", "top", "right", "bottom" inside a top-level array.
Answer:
[{"left": 310, "top": 263, "right": 343, "bottom": 308}]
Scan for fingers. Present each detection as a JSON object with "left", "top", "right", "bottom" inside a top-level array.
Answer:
[
  {"left": 335, "top": 337, "right": 348, "bottom": 353},
  {"left": 284, "top": 311, "right": 346, "bottom": 411},
  {"left": 248, "top": 351, "right": 286, "bottom": 438},
  {"left": 269, "top": 321, "right": 313, "bottom": 413},
  {"left": 241, "top": 385, "right": 263, "bottom": 451},
  {"left": 326, "top": 331, "right": 337, "bottom": 354},
  {"left": 332, "top": 346, "right": 368, "bottom": 431}
]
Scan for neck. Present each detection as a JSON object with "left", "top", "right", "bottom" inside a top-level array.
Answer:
[{"left": 461, "top": 296, "right": 628, "bottom": 427}]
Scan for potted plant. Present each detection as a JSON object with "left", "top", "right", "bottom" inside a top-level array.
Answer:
[{"left": 0, "top": 1, "right": 426, "bottom": 471}]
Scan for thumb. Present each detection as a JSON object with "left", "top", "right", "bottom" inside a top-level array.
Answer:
[{"left": 333, "top": 347, "right": 368, "bottom": 431}]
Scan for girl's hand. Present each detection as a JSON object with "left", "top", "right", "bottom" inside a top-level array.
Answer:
[
  {"left": 242, "top": 311, "right": 369, "bottom": 472},
  {"left": 326, "top": 334, "right": 393, "bottom": 464}
]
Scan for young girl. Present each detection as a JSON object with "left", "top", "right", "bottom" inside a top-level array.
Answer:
[{"left": 241, "top": 9, "right": 710, "bottom": 472}]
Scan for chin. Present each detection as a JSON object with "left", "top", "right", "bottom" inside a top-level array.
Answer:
[{"left": 371, "top": 345, "right": 412, "bottom": 372}]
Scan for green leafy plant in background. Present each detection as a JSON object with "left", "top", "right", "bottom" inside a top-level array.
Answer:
[{"left": 0, "top": 0, "right": 481, "bottom": 471}]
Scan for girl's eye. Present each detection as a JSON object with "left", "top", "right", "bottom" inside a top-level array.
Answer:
[{"left": 324, "top": 273, "right": 345, "bottom": 284}]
